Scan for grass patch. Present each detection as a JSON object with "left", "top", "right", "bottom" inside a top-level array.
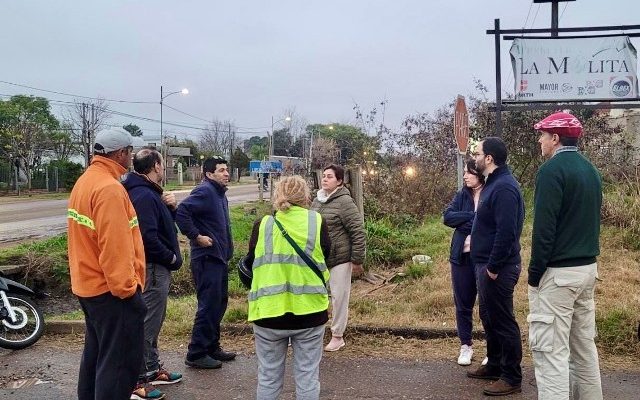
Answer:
[{"left": 0, "top": 234, "right": 70, "bottom": 292}]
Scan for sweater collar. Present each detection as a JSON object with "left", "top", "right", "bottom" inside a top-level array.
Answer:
[
  {"left": 553, "top": 146, "right": 578, "bottom": 156},
  {"left": 90, "top": 156, "right": 127, "bottom": 180}
]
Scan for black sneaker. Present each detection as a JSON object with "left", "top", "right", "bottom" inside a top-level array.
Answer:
[
  {"left": 210, "top": 347, "right": 236, "bottom": 362},
  {"left": 466, "top": 365, "right": 500, "bottom": 380},
  {"left": 184, "top": 355, "right": 222, "bottom": 369}
]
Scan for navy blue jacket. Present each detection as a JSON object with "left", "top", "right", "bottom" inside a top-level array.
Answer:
[
  {"left": 176, "top": 177, "right": 233, "bottom": 263},
  {"left": 122, "top": 172, "right": 183, "bottom": 270},
  {"left": 470, "top": 166, "right": 524, "bottom": 274},
  {"left": 443, "top": 188, "right": 475, "bottom": 265}
]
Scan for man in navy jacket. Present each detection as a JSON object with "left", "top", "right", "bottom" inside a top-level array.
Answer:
[
  {"left": 123, "top": 148, "right": 183, "bottom": 399},
  {"left": 176, "top": 157, "right": 235, "bottom": 369},
  {"left": 466, "top": 137, "right": 524, "bottom": 397}
]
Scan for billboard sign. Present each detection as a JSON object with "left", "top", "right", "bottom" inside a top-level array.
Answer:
[{"left": 510, "top": 36, "right": 638, "bottom": 101}]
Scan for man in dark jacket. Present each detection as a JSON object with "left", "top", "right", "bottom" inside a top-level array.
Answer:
[
  {"left": 123, "top": 148, "right": 183, "bottom": 400},
  {"left": 529, "top": 112, "right": 603, "bottom": 399},
  {"left": 467, "top": 137, "right": 524, "bottom": 397},
  {"left": 176, "top": 157, "right": 235, "bottom": 369}
]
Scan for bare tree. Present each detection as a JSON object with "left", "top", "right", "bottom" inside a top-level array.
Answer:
[
  {"left": 199, "top": 119, "right": 237, "bottom": 158},
  {"left": 311, "top": 137, "right": 339, "bottom": 169},
  {"left": 63, "top": 99, "right": 111, "bottom": 167}
]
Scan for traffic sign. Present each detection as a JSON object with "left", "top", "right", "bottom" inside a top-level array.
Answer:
[{"left": 454, "top": 95, "right": 470, "bottom": 155}]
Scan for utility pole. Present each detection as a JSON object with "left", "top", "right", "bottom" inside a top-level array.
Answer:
[
  {"left": 89, "top": 103, "right": 96, "bottom": 166},
  {"left": 82, "top": 103, "right": 89, "bottom": 167},
  {"left": 229, "top": 122, "right": 233, "bottom": 160},
  {"left": 532, "top": 0, "right": 575, "bottom": 37}
]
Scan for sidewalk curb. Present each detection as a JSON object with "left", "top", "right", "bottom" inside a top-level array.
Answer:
[{"left": 45, "top": 320, "right": 484, "bottom": 340}]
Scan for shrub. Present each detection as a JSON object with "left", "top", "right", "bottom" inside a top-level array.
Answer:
[
  {"left": 0, "top": 234, "right": 70, "bottom": 293},
  {"left": 48, "top": 160, "right": 84, "bottom": 190},
  {"left": 601, "top": 177, "right": 640, "bottom": 250}
]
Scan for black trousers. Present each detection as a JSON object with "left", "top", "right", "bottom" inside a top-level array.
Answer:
[
  {"left": 187, "top": 256, "right": 229, "bottom": 360},
  {"left": 78, "top": 290, "right": 146, "bottom": 400},
  {"left": 476, "top": 263, "right": 523, "bottom": 386}
]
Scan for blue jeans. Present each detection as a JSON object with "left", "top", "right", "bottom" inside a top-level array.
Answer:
[
  {"left": 451, "top": 252, "right": 477, "bottom": 346},
  {"left": 187, "top": 256, "right": 229, "bottom": 360},
  {"left": 476, "top": 263, "right": 522, "bottom": 386}
]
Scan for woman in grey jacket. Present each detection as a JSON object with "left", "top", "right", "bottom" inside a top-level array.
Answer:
[{"left": 311, "top": 164, "right": 366, "bottom": 351}]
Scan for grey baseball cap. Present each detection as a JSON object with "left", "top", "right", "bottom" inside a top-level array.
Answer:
[{"left": 93, "top": 128, "right": 134, "bottom": 154}]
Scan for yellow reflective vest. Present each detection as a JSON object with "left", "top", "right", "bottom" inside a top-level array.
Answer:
[{"left": 248, "top": 206, "right": 329, "bottom": 322}]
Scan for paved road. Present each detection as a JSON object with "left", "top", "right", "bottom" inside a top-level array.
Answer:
[
  {"left": 0, "top": 340, "right": 638, "bottom": 399},
  {"left": 0, "top": 184, "right": 265, "bottom": 246}
]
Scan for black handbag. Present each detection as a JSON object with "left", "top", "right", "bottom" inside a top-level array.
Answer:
[
  {"left": 237, "top": 255, "right": 253, "bottom": 289},
  {"left": 273, "top": 217, "right": 326, "bottom": 288}
]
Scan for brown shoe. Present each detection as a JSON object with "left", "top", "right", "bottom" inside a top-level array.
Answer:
[
  {"left": 483, "top": 379, "right": 522, "bottom": 396},
  {"left": 466, "top": 365, "right": 500, "bottom": 380}
]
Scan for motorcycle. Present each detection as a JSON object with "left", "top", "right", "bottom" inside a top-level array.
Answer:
[{"left": 0, "top": 274, "right": 45, "bottom": 349}]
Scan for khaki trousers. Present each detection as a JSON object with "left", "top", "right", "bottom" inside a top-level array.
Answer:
[
  {"left": 328, "top": 262, "right": 352, "bottom": 337},
  {"left": 528, "top": 263, "right": 602, "bottom": 400}
]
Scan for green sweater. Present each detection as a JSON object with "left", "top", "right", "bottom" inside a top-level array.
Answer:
[{"left": 528, "top": 149, "right": 602, "bottom": 286}]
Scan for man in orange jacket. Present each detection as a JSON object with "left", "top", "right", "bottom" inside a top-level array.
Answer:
[{"left": 67, "top": 128, "right": 147, "bottom": 400}]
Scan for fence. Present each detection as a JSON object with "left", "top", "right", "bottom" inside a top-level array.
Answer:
[{"left": 0, "top": 165, "right": 71, "bottom": 193}]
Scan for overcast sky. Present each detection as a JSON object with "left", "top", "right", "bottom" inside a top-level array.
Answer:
[{"left": 1, "top": 0, "right": 638, "bottom": 142}]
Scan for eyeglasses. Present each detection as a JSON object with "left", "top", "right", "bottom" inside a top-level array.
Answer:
[{"left": 471, "top": 152, "right": 486, "bottom": 157}]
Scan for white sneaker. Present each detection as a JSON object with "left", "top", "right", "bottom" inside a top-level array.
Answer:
[
  {"left": 457, "top": 345, "right": 473, "bottom": 366},
  {"left": 482, "top": 356, "right": 488, "bottom": 366}
]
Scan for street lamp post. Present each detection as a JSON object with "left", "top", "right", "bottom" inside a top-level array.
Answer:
[{"left": 160, "top": 85, "right": 188, "bottom": 186}]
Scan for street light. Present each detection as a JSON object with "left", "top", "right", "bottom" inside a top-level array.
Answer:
[
  {"left": 269, "top": 115, "right": 292, "bottom": 159},
  {"left": 160, "top": 85, "right": 188, "bottom": 186}
]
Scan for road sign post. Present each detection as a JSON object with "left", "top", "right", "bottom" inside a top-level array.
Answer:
[{"left": 454, "top": 96, "right": 470, "bottom": 190}]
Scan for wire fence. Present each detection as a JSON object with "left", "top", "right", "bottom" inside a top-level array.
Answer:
[{"left": 0, "top": 165, "right": 72, "bottom": 193}]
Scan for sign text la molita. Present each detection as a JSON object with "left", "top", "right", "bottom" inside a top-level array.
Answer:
[{"left": 519, "top": 57, "right": 632, "bottom": 75}]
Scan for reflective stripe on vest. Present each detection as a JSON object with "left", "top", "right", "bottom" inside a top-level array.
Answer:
[
  {"left": 248, "top": 207, "right": 329, "bottom": 321},
  {"left": 67, "top": 209, "right": 95, "bottom": 230}
]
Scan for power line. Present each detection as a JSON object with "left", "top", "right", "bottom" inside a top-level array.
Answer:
[
  {"left": 1, "top": 89, "right": 273, "bottom": 136},
  {"left": 559, "top": 1, "right": 570, "bottom": 21},
  {"left": 0, "top": 80, "right": 156, "bottom": 104}
]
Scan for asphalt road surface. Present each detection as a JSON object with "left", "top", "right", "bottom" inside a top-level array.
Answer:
[
  {"left": 0, "top": 184, "right": 264, "bottom": 246},
  {"left": 0, "top": 340, "right": 638, "bottom": 399}
]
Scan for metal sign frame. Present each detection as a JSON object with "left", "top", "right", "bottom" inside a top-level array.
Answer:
[{"left": 487, "top": 18, "right": 640, "bottom": 136}]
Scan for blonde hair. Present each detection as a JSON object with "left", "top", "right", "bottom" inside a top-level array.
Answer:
[{"left": 272, "top": 175, "right": 310, "bottom": 211}]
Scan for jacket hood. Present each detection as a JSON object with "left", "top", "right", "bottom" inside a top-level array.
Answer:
[{"left": 122, "top": 172, "right": 163, "bottom": 194}]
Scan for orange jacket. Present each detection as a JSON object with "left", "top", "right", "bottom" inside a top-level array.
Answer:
[{"left": 67, "top": 156, "right": 145, "bottom": 299}]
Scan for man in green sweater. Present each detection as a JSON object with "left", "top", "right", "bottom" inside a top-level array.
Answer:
[{"left": 529, "top": 112, "right": 603, "bottom": 399}]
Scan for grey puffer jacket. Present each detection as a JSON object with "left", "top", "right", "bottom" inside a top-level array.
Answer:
[{"left": 311, "top": 186, "right": 366, "bottom": 268}]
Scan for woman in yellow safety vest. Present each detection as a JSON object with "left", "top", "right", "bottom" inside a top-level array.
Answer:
[{"left": 244, "top": 175, "right": 331, "bottom": 400}]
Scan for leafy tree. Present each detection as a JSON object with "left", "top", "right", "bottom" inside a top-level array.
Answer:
[
  {"left": 307, "top": 123, "right": 379, "bottom": 165},
  {"left": 244, "top": 135, "right": 268, "bottom": 153},
  {"left": 123, "top": 123, "right": 143, "bottom": 137},
  {"left": 249, "top": 144, "right": 267, "bottom": 161},
  {"left": 229, "top": 147, "right": 250, "bottom": 172},
  {"left": 0, "top": 95, "right": 59, "bottom": 189},
  {"left": 272, "top": 128, "right": 292, "bottom": 157},
  {"left": 49, "top": 123, "right": 78, "bottom": 162}
]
